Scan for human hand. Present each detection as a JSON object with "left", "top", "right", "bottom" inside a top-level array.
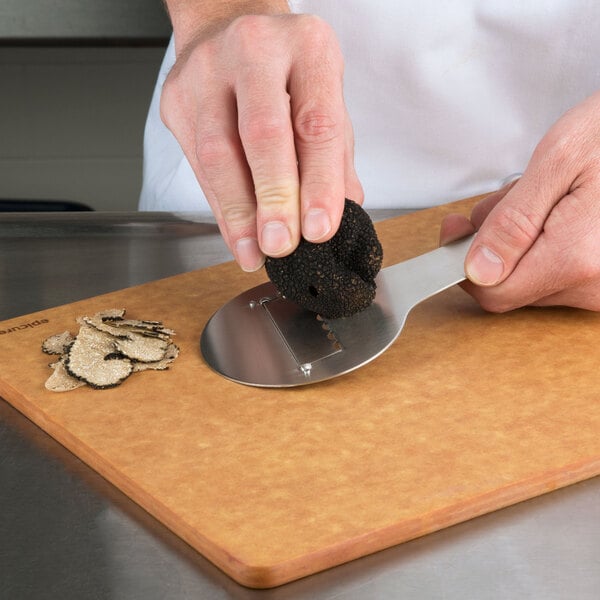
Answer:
[
  {"left": 439, "top": 90, "right": 600, "bottom": 312},
  {"left": 160, "top": 10, "right": 362, "bottom": 271}
]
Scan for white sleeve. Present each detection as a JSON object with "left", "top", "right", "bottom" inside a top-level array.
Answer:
[
  {"left": 141, "top": 2, "right": 600, "bottom": 212},
  {"left": 139, "top": 36, "right": 211, "bottom": 212}
]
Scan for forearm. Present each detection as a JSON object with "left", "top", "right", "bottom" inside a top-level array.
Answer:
[{"left": 163, "top": 0, "right": 290, "bottom": 51}]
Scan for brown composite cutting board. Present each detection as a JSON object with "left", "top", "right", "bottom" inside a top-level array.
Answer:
[{"left": 1, "top": 196, "right": 599, "bottom": 588}]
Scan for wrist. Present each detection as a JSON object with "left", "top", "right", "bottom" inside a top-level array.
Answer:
[{"left": 164, "top": 0, "right": 291, "bottom": 53}]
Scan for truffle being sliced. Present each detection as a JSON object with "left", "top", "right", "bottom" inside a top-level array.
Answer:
[{"left": 265, "top": 199, "right": 383, "bottom": 319}]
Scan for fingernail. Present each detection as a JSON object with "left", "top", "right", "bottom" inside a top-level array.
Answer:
[
  {"left": 261, "top": 221, "right": 293, "bottom": 256},
  {"left": 303, "top": 208, "right": 331, "bottom": 241},
  {"left": 235, "top": 237, "right": 265, "bottom": 272},
  {"left": 466, "top": 245, "right": 504, "bottom": 286}
]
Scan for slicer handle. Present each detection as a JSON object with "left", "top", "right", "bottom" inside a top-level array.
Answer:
[{"left": 382, "top": 234, "right": 475, "bottom": 310}]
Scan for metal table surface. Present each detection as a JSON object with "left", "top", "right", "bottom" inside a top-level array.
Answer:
[{"left": 1, "top": 212, "right": 598, "bottom": 600}]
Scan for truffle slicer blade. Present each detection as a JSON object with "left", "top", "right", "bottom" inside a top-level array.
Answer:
[{"left": 200, "top": 234, "right": 474, "bottom": 387}]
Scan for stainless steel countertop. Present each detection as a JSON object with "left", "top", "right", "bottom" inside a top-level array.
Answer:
[{"left": 1, "top": 212, "right": 598, "bottom": 600}]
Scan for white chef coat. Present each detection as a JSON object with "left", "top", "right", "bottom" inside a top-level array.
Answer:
[{"left": 139, "top": 0, "right": 600, "bottom": 212}]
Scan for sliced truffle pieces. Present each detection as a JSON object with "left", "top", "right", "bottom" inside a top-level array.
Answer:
[
  {"left": 42, "top": 308, "right": 180, "bottom": 392},
  {"left": 114, "top": 335, "right": 170, "bottom": 363},
  {"left": 64, "top": 323, "right": 133, "bottom": 388},
  {"left": 80, "top": 315, "right": 174, "bottom": 340},
  {"left": 265, "top": 199, "right": 383, "bottom": 319},
  {"left": 42, "top": 331, "right": 75, "bottom": 355},
  {"left": 96, "top": 308, "right": 127, "bottom": 321},
  {"left": 132, "top": 343, "right": 180, "bottom": 372},
  {"left": 45, "top": 358, "right": 87, "bottom": 392}
]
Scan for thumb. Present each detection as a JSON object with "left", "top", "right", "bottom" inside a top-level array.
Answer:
[{"left": 464, "top": 176, "right": 560, "bottom": 286}]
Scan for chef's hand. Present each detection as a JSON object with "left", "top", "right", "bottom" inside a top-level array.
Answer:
[
  {"left": 440, "top": 90, "right": 600, "bottom": 312},
  {"left": 160, "top": 1, "right": 362, "bottom": 271}
]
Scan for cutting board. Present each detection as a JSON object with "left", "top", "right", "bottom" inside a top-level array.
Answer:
[{"left": 1, "top": 196, "right": 599, "bottom": 589}]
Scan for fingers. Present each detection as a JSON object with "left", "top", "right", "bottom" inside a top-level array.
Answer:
[
  {"left": 447, "top": 178, "right": 568, "bottom": 311},
  {"left": 235, "top": 15, "right": 350, "bottom": 256},
  {"left": 343, "top": 109, "right": 364, "bottom": 205},
  {"left": 438, "top": 178, "right": 573, "bottom": 311},
  {"left": 161, "top": 14, "right": 359, "bottom": 270},
  {"left": 460, "top": 223, "right": 566, "bottom": 312},
  {"left": 469, "top": 179, "right": 519, "bottom": 229},
  {"left": 288, "top": 20, "right": 347, "bottom": 243},
  {"left": 237, "top": 66, "right": 301, "bottom": 258},
  {"left": 235, "top": 16, "right": 348, "bottom": 255},
  {"left": 163, "top": 16, "right": 300, "bottom": 269},
  {"left": 236, "top": 16, "right": 351, "bottom": 256},
  {"left": 463, "top": 92, "right": 598, "bottom": 293},
  {"left": 461, "top": 183, "right": 600, "bottom": 312},
  {"left": 439, "top": 179, "right": 520, "bottom": 245},
  {"left": 464, "top": 172, "right": 565, "bottom": 288},
  {"left": 439, "top": 214, "right": 475, "bottom": 245},
  {"left": 162, "top": 63, "right": 266, "bottom": 272},
  {"left": 438, "top": 92, "right": 600, "bottom": 313},
  {"left": 196, "top": 103, "right": 267, "bottom": 271}
]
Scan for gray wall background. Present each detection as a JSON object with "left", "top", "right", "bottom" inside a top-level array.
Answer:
[{"left": 0, "top": 1, "right": 171, "bottom": 211}]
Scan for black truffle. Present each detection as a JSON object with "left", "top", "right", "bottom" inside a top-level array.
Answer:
[{"left": 265, "top": 199, "right": 383, "bottom": 319}]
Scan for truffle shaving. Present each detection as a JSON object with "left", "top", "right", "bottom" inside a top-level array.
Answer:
[
  {"left": 42, "top": 331, "right": 75, "bottom": 355},
  {"left": 42, "top": 308, "right": 179, "bottom": 392},
  {"left": 45, "top": 359, "right": 87, "bottom": 392},
  {"left": 80, "top": 315, "right": 174, "bottom": 340},
  {"left": 132, "top": 343, "right": 180, "bottom": 372},
  {"left": 114, "top": 335, "right": 169, "bottom": 363},
  {"left": 65, "top": 323, "right": 133, "bottom": 388},
  {"left": 96, "top": 308, "right": 127, "bottom": 321}
]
